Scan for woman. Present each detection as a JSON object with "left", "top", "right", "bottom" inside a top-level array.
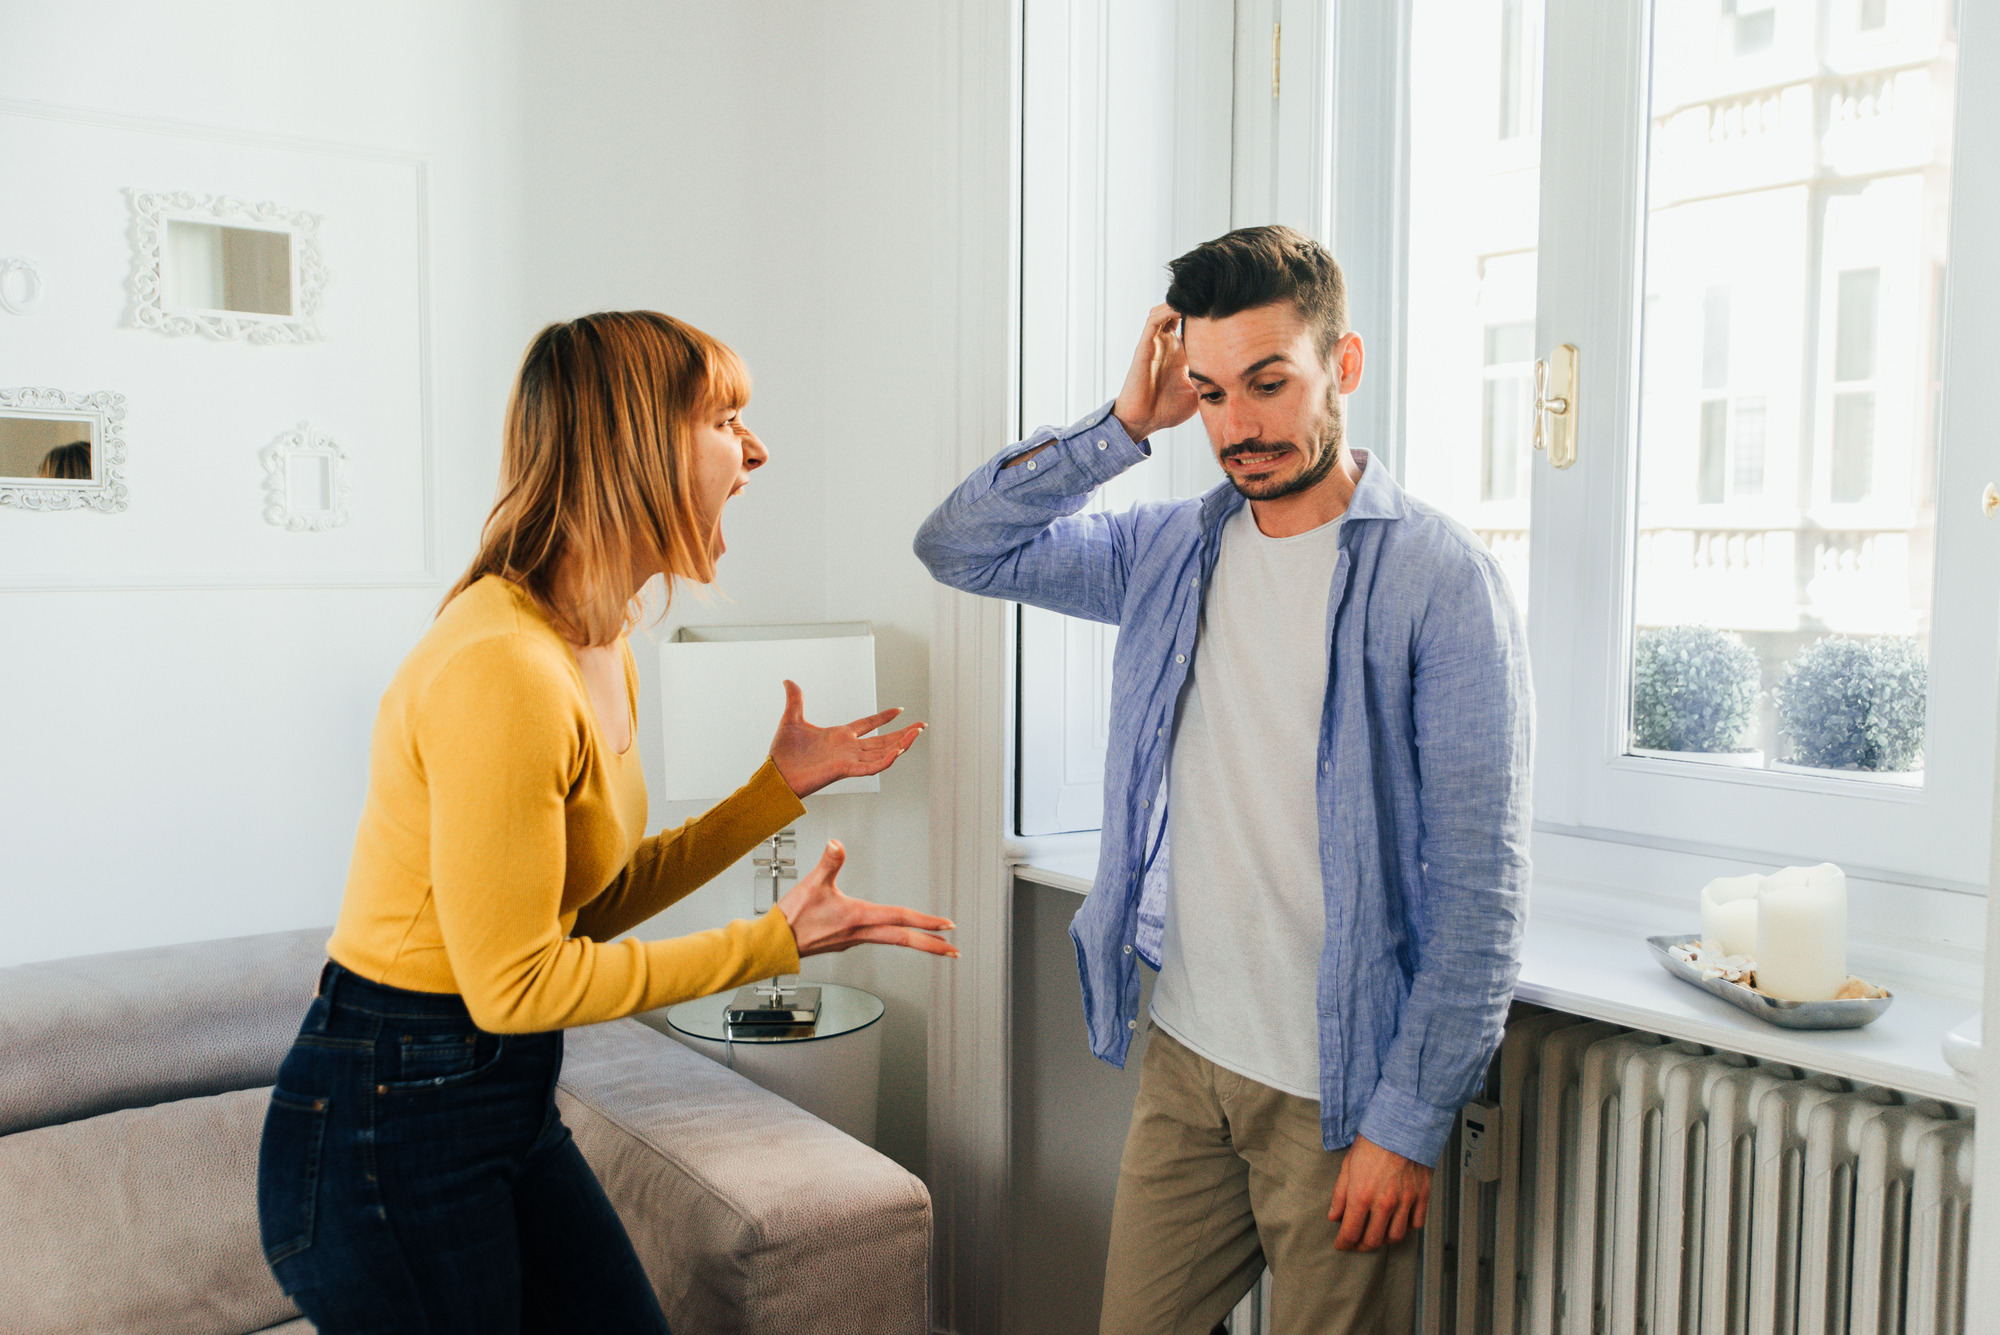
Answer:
[
  {"left": 37, "top": 440, "right": 90, "bottom": 479},
  {"left": 257, "top": 310, "right": 954, "bottom": 1333}
]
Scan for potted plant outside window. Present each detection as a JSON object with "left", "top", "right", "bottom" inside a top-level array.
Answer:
[
  {"left": 1630, "top": 624, "right": 1764, "bottom": 767},
  {"left": 1771, "top": 634, "right": 1926, "bottom": 786}
]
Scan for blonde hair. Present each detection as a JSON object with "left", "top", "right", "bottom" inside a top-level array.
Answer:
[{"left": 445, "top": 311, "right": 751, "bottom": 645}]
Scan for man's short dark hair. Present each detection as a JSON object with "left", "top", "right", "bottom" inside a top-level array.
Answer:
[{"left": 1165, "top": 224, "right": 1348, "bottom": 359}]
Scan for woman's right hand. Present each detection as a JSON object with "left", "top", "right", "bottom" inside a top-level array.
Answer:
[{"left": 776, "top": 840, "right": 958, "bottom": 959}]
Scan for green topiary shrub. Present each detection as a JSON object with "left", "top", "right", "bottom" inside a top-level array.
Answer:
[
  {"left": 1772, "top": 634, "right": 1927, "bottom": 772},
  {"left": 1631, "top": 625, "right": 1762, "bottom": 753}
]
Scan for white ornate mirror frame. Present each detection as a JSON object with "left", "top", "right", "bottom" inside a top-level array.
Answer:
[
  {"left": 130, "top": 190, "right": 327, "bottom": 343},
  {"left": 0, "top": 258, "right": 45, "bottom": 316},
  {"left": 0, "top": 389, "right": 129, "bottom": 512},
  {"left": 261, "top": 422, "right": 350, "bottom": 531}
]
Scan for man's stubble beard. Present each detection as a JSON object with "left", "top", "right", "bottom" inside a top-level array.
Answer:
[{"left": 1222, "top": 381, "right": 1345, "bottom": 503}]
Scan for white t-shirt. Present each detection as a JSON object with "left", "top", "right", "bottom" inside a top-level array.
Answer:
[{"left": 1150, "top": 502, "right": 1341, "bottom": 1101}]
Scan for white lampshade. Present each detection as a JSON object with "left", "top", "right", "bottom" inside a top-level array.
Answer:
[{"left": 658, "top": 622, "right": 879, "bottom": 801}]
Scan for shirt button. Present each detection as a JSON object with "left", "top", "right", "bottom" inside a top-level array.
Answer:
[
  {"left": 1157, "top": 727, "right": 1165, "bottom": 737},
  {"left": 1128, "top": 1020, "right": 1138, "bottom": 1030},
  {"left": 1097, "top": 439, "right": 1108, "bottom": 450},
  {"left": 1175, "top": 654, "right": 1185, "bottom": 664},
  {"left": 1025, "top": 461, "right": 1037, "bottom": 470},
  {"left": 1140, "top": 799, "right": 1150, "bottom": 809},
  {"left": 1124, "top": 945, "right": 1133, "bottom": 954},
  {"left": 1323, "top": 761, "right": 1330, "bottom": 773}
]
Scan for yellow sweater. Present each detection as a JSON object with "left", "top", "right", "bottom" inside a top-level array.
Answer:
[{"left": 327, "top": 575, "right": 806, "bottom": 1032}]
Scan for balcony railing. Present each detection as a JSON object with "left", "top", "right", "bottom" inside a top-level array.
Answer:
[
  {"left": 1635, "top": 524, "right": 1919, "bottom": 635},
  {"left": 1470, "top": 523, "right": 1922, "bottom": 636}
]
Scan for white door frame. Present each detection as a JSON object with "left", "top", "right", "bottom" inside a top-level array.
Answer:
[{"left": 925, "top": 0, "right": 1023, "bottom": 1330}]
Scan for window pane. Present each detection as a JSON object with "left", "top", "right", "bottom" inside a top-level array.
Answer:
[
  {"left": 1497, "top": 0, "right": 1540, "bottom": 141},
  {"left": 1701, "top": 286, "right": 1731, "bottom": 390},
  {"left": 1405, "top": 0, "right": 1544, "bottom": 616},
  {"left": 1629, "top": 0, "right": 1951, "bottom": 782},
  {"left": 1733, "top": 396, "right": 1767, "bottom": 496},
  {"left": 1830, "top": 391, "right": 1875, "bottom": 502},
  {"left": 1697, "top": 400, "right": 1727, "bottom": 503},
  {"left": 1834, "top": 267, "right": 1881, "bottom": 382}
]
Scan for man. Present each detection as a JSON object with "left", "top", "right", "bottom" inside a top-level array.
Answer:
[{"left": 915, "top": 225, "right": 1531, "bottom": 1334}]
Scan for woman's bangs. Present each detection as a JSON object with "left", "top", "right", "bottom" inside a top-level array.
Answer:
[{"left": 700, "top": 338, "right": 753, "bottom": 414}]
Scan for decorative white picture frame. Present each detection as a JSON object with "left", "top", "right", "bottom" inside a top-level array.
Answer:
[
  {"left": 130, "top": 190, "right": 328, "bottom": 343},
  {"left": 0, "top": 258, "right": 45, "bottom": 316},
  {"left": 261, "top": 422, "right": 350, "bottom": 531},
  {"left": 0, "top": 388, "right": 129, "bottom": 513}
]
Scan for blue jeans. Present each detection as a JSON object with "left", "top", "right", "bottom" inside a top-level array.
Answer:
[{"left": 257, "top": 961, "right": 672, "bottom": 1334}]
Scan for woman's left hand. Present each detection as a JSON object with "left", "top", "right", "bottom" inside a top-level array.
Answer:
[
  {"left": 768, "top": 680, "right": 926, "bottom": 798},
  {"left": 778, "top": 840, "right": 957, "bottom": 959}
]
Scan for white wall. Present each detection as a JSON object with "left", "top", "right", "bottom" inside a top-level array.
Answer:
[
  {"left": 1, "top": 0, "right": 951, "bottom": 1179},
  {"left": 513, "top": 0, "right": 947, "bottom": 1176},
  {"left": 0, "top": 0, "right": 530, "bottom": 959}
]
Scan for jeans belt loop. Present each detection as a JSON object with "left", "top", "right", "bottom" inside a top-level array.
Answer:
[{"left": 311, "top": 959, "right": 340, "bottom": 1031}]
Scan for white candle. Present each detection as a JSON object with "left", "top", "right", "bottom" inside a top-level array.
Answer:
[
  {"left": 1699, "top": 874, "right": 1762, "bottom": 956},
  {"left": 1755, "top": 863, "right": 1847, "bottom": 1001}
]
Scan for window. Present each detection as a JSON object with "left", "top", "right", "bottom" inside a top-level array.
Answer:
[
  {"left": 1013, "top": 0, "right": 1227, "bottom": 837},
  {"left": 1497, "top": 0, "right": 1540, "bottom": 141},
  {"left": 1404, "top": 0, "right": 1542, "bottom": 615},
  {"left": 1483, "top": 322, "right": 1535, "bottom": 502},
  {"left": 1697, "top": 400, "right": 1728, "bottom": 504},
  {"left": 1829, "top": 393, "right": 1875, "bottom": 503},
  {"left": 1732, "top": 397, "right": 1766, "bottom": 497},
  {"left": 1722, "top": 0, "right": 1778, "bottom": 57},
  {"left": 1523, "top": 0, "right": 1989, "bottom": 886},
  {"left": 1687, "top": 288, "right": 1767, "bottom": 504},
  {"left": 1829, "top": 267, "right": 1882, "bottom": 503}
]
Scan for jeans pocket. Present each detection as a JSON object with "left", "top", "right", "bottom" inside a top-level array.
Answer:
[
  {"left": 393, "top": 1031, "right": 480, "bottom": 1083},
  {"left": 257, "top": 1090, "right": 329, "bottom": 1265},
  {"left": 379, "top": 1031, "right": 506, "bottom": 1092}
]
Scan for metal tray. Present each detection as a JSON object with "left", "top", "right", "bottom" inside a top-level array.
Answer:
[{"left": 1645, "top": 934, "right": 1893, "bottom": 1031}]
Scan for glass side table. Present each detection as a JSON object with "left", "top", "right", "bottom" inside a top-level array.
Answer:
[{"left": 635, "top": 982, "right": 885, "bottom": 1147}]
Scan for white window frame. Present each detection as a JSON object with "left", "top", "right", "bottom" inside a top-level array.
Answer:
[{"left": 1524, "top": 0, "right": 1998, "bottom": 890}]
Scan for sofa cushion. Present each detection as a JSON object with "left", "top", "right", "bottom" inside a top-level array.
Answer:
[
  {"left": 0, "top": 1085, "right": 299, "bottom": 1335},
  {"left": 0, "top": 928, "right": 329, "bottom": 1135},
  {"left": 556, "top": 1018, "right": 932, "bottom": 1335}
]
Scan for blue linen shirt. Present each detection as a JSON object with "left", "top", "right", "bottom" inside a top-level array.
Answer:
[{"left": 914, "top": 401, "right": 1533, "bottom": 1166}]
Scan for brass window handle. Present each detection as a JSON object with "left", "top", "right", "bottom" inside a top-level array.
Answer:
[
  {"left": 1533, "top": 344, "right": 1579, "bottom": 470},
  {"left": 1983, "top": 482, "right": 1998, "bottom": 518}
]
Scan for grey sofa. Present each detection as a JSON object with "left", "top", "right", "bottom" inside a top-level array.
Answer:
[{"left": 0, "top": 929, "right": 931, "bottom": 1334}]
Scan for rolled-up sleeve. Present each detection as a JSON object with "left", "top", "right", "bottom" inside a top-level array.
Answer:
[{"left": 913, "top": 402, "right": 1150, "bottom": 624}]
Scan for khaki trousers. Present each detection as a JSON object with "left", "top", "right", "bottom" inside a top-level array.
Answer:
[{"left": 1100, "top": 1029, "right": 1420, "bottom": 1335}]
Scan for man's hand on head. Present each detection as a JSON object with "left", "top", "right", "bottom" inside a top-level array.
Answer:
[
  {"left": 1112, "top": 303, "right": 1200, "bottom": 443},
  {"left": 1328, "top": 1135, "right": 1431, "bottom": 1252}
]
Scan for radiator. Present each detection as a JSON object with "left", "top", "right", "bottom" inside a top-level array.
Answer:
[{"left": 1412, "top": 1005, "right": 1978, "bottom": 1335}]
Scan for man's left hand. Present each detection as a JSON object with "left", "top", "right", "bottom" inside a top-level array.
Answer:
[{"left": 1328, "top": 1135, "right": 1431, "bottom": 1252}]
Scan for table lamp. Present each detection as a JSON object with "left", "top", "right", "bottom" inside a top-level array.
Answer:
[{"left": 658, "top": 621, "right": 880, "bottom": 1029}]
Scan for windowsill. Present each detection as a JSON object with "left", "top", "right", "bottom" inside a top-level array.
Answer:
[{"left": 1009, "top": 837, "right": 1981, "bottom": 1107}]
